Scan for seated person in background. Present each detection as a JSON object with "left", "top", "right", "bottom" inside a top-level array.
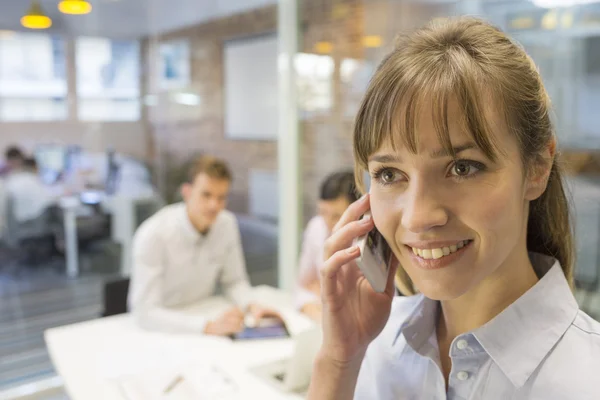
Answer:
[
  {"left": 6, "top": 158, "right": 57, "bottom": 223},
  {"left": 296, "top": 171, "right": 358, "bottom": 321},
  {"left": 0, "top": 146, "right": 25, "bottom": 177},
  {"left": 129, "top": 155, "right": 279, "bottom": 336}
]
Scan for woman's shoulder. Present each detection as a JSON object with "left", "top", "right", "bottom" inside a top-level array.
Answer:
[
  {"left": 533, "top": 310, "right": 600, "bottom": 397},
  {"left": 556, "top": 309, "right": 600, "bottom": 359}
]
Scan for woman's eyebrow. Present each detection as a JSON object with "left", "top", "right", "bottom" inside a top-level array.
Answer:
[
  {"left": 368, "top": 154, "right": 402, "bottom": 163},
  {"left": 429, "top": 143, "right": 477, "bottom": 158},
  {"left": 368, "top": 143, "right": 478, "bottom": 164}
]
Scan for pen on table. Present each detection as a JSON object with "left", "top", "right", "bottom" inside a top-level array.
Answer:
[{"left": 163, "top": 374, "right": 184, "bottom": 394}]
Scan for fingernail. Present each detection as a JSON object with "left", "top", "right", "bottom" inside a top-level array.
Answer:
[
  {"left": 346, "top": 246, "right": 359, "bottom": 255},
  {"left": 361, "top": 215, "right": 372, "bottom": 225},
  {"left": 361, "top": 193, "right": 369, "bottom": 202}
]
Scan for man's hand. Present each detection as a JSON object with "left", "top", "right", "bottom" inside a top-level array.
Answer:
[
  {"left": 247, "top": 303, "right": 283, "bottom": 325},
  {"left": 203, "top": 307, "right": 244, "bottom": 336}
]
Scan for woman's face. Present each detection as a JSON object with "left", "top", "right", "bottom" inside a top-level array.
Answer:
[{"left": 368, "top": 102, "right": 547, "bottom": 300}]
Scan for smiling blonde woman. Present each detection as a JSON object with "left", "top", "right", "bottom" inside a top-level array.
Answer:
[{"left": 308, "top": 16, "right": 600, "bottom": 400}]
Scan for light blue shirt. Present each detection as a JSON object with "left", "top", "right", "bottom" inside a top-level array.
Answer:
[{"left": 355, "top": 253, "right": 600, "bottom": 399}]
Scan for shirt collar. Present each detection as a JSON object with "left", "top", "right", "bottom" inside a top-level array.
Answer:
[
  {"left": 393, "top": 294, "right": 438, "bottom": 353},
  {"left": 473, "top": 253, "right": 579, "bottom": 388},
  {"left": 177, "top": 203, "right": 207, "bottom": 242},
  {"left": 392, "top": 253, "right": 579, "bottom": 388}
]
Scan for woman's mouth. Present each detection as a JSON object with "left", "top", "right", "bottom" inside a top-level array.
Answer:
[
  {"left": 409, "top": 240, "right": 471, "bottom": 260},
  {"left": 406, "top": 240, "right": 473, "bottom": 270}
]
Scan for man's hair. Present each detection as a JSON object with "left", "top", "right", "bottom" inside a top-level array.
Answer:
[
  {"left": 187, "top": 155, "right": 233, "bottom": 183},
  {"left": 6, "top": 146, "right": 24, "bottom": 160},
  {"left": 320, "top": 170, "right": 358, "bottom": 204},
  {"left": 23, "top": 157, "right": 37, "bottom": 170}
]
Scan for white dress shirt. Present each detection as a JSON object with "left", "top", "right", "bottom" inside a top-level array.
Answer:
[
  {"left": 355, "top": 253, "right": 600, "bottom": 400},
  {"left": 295, "top": 216, "right": 329, "bottom": 309},
  {"left": 128, "top": 202, "right": 253, "bottom": 333},
  {"left": 5, "top": 171, "right": 56, "bottom": 222}
]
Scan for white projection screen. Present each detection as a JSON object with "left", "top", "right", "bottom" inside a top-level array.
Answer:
[{"left": 224, "top": 33, "right": 278, "bottom": 140}]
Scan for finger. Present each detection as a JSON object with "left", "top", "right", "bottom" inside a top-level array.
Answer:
[
  {"left": 225, "top": 319, "right": 244, "bottom": 333},
  {"left": 230, "top": 307, "right": 244, "bottom": 317},
  {"left": 324, "top": 216, "right": 374, "bottom": 260},
  {"left": 251, "top": 308, "right": 265, "bottom": 320},
  {"left": 332, "top": 193, "right": 370, "bottom": 234},
  {"left": 225, "top": 314, "right": 244, "bottom": 325},
  {"left": 321, "top": 246, "right": 361, "bottom": 300}
]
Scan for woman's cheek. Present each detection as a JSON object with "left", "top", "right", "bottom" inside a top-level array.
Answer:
[{"left": 370, "top": 189, "right": 401, "bottom": 244}]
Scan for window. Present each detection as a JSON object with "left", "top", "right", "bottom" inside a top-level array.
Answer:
[
  {"left": 76, "top": 37, "right": 140, "bottom": 121},
  {"left": 0, "top": 32, "right": 67, "bottom": 121}
]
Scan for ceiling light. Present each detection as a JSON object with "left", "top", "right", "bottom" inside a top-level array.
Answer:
[
  {"left": 362, "top": 36, "right": 383, "bottom": 48},
  {"left": 314, "top": 42, "right": 333, "bottom": 54},
  {"left": 59, "top": 0, "right": 92, "bottom": 15},
  {"left": 541, "top": 10, "right": 559, "bottom": 29},
  {"left": 532, "top": 0, "right": 600, "bottom": 8},
  {"left": 21, "top": 1, "right": 52, "bottom": 30},
  {"left": 171, "top": 93, "right": 201, "bottom": 106}
]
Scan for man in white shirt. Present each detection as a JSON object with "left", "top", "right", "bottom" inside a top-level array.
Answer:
[
  {"left": 5, "top": 158, "right": 57, "bottom": 223},
  {"left": 128, "top": 155, "right": 278, "bottom": 336}
]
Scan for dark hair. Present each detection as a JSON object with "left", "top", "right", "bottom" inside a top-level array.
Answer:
[
  {"left": 187, "top": 155, "right": 232, "bottom": 183},
  {"left": 23, "top": 158, "right": 37, "bottom": 170},
  {"left": 320, "top": 171, "right": 358, "bottom": 204},
  {"left": 6, "top": 146, "right": 24, "bottom": 160}
]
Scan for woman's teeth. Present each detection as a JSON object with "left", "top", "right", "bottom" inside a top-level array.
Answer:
[{"left": 411, "top": 241, "right": 469, "bottom": 260}]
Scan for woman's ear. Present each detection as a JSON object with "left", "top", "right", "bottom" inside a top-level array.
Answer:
[{"left": 525, "top": 138, "right": 556, "bottom": 201}]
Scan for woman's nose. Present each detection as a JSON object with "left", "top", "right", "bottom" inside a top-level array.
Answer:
[{"left": 400, "top": 181, "right": 449, "bottom": 233}]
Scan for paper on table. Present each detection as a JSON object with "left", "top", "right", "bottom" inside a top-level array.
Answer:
[{"left": 115, "top": 363, "right": 238, "bottom": 400}]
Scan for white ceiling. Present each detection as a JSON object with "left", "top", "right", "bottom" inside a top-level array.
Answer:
[{"left": 0, "top": 0, "right": 276, "bottom": 38}]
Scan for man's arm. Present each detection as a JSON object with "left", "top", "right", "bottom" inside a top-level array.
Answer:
[
  {"left": 219, "top": 216, "right": 253, "bottom": 310},
  {"left": 128, "top": 222, "right": 208, "bottom": 333},
  {"left": 295, "top": 218, "right": 322, "bottom": 309}
]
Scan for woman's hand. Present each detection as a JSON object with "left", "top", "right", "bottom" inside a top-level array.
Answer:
[{"left": 319, "top": 194, "right": 398, "bottom": 366}]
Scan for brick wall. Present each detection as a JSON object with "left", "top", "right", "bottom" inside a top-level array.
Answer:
[
  {"left": 147, "top": 1, "right": 449, "bottom": 220},
  {"left": 0, "top": 121, "right": 150, "bottom": 162}
]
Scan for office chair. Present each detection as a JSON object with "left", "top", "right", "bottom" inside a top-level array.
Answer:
[
  {"left": 101, "top": 277, "right": 130, "bottom": 317},
  {"left": 3, "top": 196, "right": 58, "bottom": 268}
]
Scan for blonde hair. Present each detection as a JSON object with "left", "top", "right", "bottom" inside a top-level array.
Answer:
[{"left": 353, "top": 17, "right": 574, "bottom": 295}]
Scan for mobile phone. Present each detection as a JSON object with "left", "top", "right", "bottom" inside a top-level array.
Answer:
[
  {"left": 353, "top": 211, "right": 392, "bottom": 293},
  {"left": 229, "top": 321, "right": 290, "bottom": 340}
]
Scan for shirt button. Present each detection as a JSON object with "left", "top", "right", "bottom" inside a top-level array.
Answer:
[
  {"left": 456, "top": 339, "right": 469, "bottom": 350},
  {"left": 457, "top": 371, "right": 469, "bottom": 381}
]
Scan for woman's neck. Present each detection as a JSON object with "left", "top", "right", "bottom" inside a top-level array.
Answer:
[
  {"left": 435, "top": 245, "right": 539, "bottom": 385},
  {"left": 438, "top": 248, "right": 539, "bottom": 340}
]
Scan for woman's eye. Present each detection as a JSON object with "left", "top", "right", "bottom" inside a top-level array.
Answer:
[
  {"left": 381, "top": 169, "right": 397, "bottom": 183},
  {"left": 449, "top": 160, "right": 483, "bottom": 178},
  {"left": 372, "top": 167, "right": 402, "bottom": 185}
]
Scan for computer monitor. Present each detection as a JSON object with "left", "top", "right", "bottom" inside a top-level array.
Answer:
[{"left": 35, "top": 145, "right": 66, "bottom": 184}]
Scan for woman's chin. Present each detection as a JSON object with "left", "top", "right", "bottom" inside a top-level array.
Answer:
[{"left": 412, "top": 278, "right": 473, "bottom": 301}]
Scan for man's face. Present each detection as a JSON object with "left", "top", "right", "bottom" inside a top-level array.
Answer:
[
  {"left": 318, "top": 196, "right": 352, "bottom": 233},
  {"left": 181, "top": 173, "right": 230, "bottom": 232},
  {"left": 7, "top": 157, "right": 23, "bottom": 170}
]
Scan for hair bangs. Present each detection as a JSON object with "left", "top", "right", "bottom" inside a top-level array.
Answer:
[{"left": 354, "top": 46, "right": 506, "bottom": 194}]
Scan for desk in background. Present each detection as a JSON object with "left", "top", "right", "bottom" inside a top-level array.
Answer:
[{"left": 45, "top": 286, "right": 315, "bottom": 400}]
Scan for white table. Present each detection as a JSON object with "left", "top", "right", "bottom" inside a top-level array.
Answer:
[{"left": 45, "top": 286, "right": 316, "bottom": 400}]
